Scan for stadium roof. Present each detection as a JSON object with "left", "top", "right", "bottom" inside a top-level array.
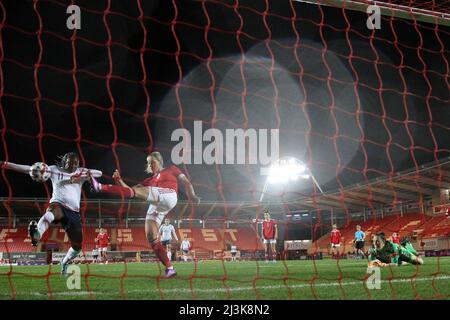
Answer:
[{"left": 2, "top": 157, "right": 449, "bottom": 222}]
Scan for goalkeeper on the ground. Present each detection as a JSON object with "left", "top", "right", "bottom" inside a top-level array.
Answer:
[{"left": 367, "top": 232, "right": 423, "bottom": 267}]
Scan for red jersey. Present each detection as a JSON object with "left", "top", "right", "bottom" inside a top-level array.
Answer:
[
  {"left": 330, "top": 229, "right": 341, "bottom": 244},
  {"left": 97, "top": 233, "right": 109, "bottom": 247},
  {"left": 392, "top": 236, "right": 400, "bottom": 244},
  {"left": 142, "top": 165, "right": 182, "bottom": 193},
  {"left": 262, "top": 219, "right": 277, "bottom": 239}
]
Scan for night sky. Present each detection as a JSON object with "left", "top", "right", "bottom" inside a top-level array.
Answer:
[{"left": 0, "top": 0, "right": 449, "bottom": 203}]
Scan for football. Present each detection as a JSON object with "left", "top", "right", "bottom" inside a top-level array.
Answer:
[{"left": 29, "top": 162, "right": 51, "bottom": 182}]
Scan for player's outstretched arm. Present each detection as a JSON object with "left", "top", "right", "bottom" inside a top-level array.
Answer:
[
  {"left": 0, "top": 161, "right": 31, "bottom": 174},
  {"left": 112, "top": 169, "right": 136, "bottom": 188},
  {"left": 88, "top": 169, "right": 102, "bottom": 178},
  {"left": 178, "top": 174, "right": 200, "bottom": 204},
  {"left": 74, "top": 168, "right": 103, "bottom": 184}
]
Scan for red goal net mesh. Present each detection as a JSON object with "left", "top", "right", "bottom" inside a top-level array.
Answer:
[{"left": 0, "top": 0, "right": 449, "bottom": 300}]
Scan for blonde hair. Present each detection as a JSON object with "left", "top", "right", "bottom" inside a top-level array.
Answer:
[
  {"left": 150, "top": 151, "right": 164, "bottom": 167},
  {"left": 145, "top": 152, "right": 164, "bottom": 174}
]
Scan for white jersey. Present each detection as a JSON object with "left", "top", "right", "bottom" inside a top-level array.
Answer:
[
  {"left": 92, "top": 249, "right": 98, "bottom": 256},
  {"left": 49, "top": 165, "right": 101, "bottom": 212},
  {"left": 231, "top": 245, "right": 237, "bottom": 253},
  {"left": 181, "top": 240, "right": 190, "bottom": 251},
  {"left": 159, "top": 224, "right": 176, "bottom": 241}
]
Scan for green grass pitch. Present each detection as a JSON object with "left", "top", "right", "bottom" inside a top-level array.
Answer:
[{"left": 0, "top": 257, "right": 449, "bottom": 300}]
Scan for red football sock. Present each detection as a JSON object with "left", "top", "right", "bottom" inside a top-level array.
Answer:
[
  {"left": 100, "top": 184, "right": 135, "bottom": 198},
  {"left": 151, "top": 241, "right": 172, "bottom": 269}
]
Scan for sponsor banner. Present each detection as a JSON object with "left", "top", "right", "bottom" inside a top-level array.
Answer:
[
  {"left": 284, "top": 240, "right": 312, "bottom": 251},
  {"left": 212, "top": 250, "right": 240, "bottom": 259},
  {"left": 52, "top": 251, "right": 153, "bottom": 262},
  {"left": 2, "top": 252, "right": 46, "bottom": 261},
  {"left": 17, "top": 261, "right": 47, "bottom": 266},
  {"left": 138, "top": 251, "right": 156, "bottom": 259},
  {"left": 425, "top": 249, "right": 450, "bottom": 257},
  {"left": 52, "top": 252, "right": 93, "bottom": 262},
  {"left": 240, "top": 250, "right": 265, "bottom": 259},
  {"left": 421, "top": 238, "right": 438, "bottom": 249}
]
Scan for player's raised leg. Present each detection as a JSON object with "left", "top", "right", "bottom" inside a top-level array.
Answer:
[
  {"left": 29, "top": 205, "right": 64, "bottom": 246},
  {"left": 90, "top": 174, "right": 155, "bottom": 202}
]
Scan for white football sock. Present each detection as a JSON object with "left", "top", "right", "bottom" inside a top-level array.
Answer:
[
  {"left": 62, "top": 247, "right": 80, "bottom": 265},
  {"left": 37, "top": 211, "right": 55, "bottom": 238},
  {"left": 167, "top": 251, "right": 172, "bottom": 261}
]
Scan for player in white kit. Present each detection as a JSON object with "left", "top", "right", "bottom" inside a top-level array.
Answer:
[
  {"left": 0, "top": 153, "right": 102, "bottom": 276},
  {"left": 159, "top": 218, "right": 178, "bottom": 261},
  {"left": 180, "top": 238, "right": 191, "bottom": 262},
  {"left": 230, "top": 244, "right": 237, "bottom": 262},
  {"left": 92, "top": 248, "right": 99, "bottom": 264}
]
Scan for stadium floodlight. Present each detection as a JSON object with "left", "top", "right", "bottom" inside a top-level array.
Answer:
[{"left": 259, "top": 157, "right": 324, "bottom": 202}]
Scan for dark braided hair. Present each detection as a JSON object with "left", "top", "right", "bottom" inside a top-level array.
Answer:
[{"left": 56, "top": 152, "right": 80, "bottom": 171}]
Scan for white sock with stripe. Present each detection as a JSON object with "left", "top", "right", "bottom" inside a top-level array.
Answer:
[
  {"left": 62, "top": 247, "right": 80, "bottom": 265},
  {"left": 37, "top": 211, "right": 54, "bottom": 238}
]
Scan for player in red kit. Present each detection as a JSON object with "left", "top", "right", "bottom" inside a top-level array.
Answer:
[
  {"left": 391, "top": 232, "right": 400, "bottom": 244},
  {"left": 259, "top": 209, "right": 278, "bottom": 262},
  {"left": 330, "top": 224, "right": 341, "bottom": 259},
  {"left": 96, "top": 228, "right": 110, "bottom": 264},
  {"left": 90, "top": 151, "right": 200, "bottom": 278}
]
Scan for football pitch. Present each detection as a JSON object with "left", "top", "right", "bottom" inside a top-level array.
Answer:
[{"left": 0, "top": 257, "right": 449, "bottom": 300}]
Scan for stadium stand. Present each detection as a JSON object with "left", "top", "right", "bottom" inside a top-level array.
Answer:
[
  {"left": 0, "top": 225, "right": 264, "bottom": 254},
  {"left": 310, "top": 213, "right": 448, "bottom": 254}
]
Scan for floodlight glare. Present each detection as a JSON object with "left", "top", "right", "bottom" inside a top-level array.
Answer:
[{"left": 260, "top": 157, "right": 324, "bottom": 202}]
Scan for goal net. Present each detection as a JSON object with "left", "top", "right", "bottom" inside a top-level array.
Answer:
[{"left": 0, "top": 0, "right": 448, "bottom": 300}]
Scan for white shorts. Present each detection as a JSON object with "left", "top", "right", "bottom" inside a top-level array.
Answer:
[
  {"left": 331, "top": 243, "right": 341, "bottom": 248},
  {"left": 145, "top": 187, "right": 178, "bottom": 225},
  {"left": 99, "top": 247, "right": 108, "bottom": 252},
  {"left": 263, "top": 239, "right": 276, "bottom": 244}
]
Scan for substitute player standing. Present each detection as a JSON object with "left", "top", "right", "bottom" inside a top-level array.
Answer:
[
  {"left": 330, "top": 224, "right": 341, "bottom": 259},
  {"left": 0, "top": 153, "right": 102, "bottom": 276},
  {"left": 92, "top": 247, "right": 99, "bottom": 264},
  {"left": 96, "top": 228, "right": 110, "bottom": 264},
  {"left": 90, "top": 151, "right": 200, "bottom": 278},
  {"left": 180, "top": 238, "right": 191, "bottom": 262},
  {"left": 259, "top": 209, "right": 278, "bottom": 262},
  {"left": 230, "top": 243, "right": 238, "bottom": 262},
  {"left": 391, "top": 232, "right": 400, "bottom": 244},
  {"left": 159, "top": 218, "right": 179, "bottom": 261}
]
